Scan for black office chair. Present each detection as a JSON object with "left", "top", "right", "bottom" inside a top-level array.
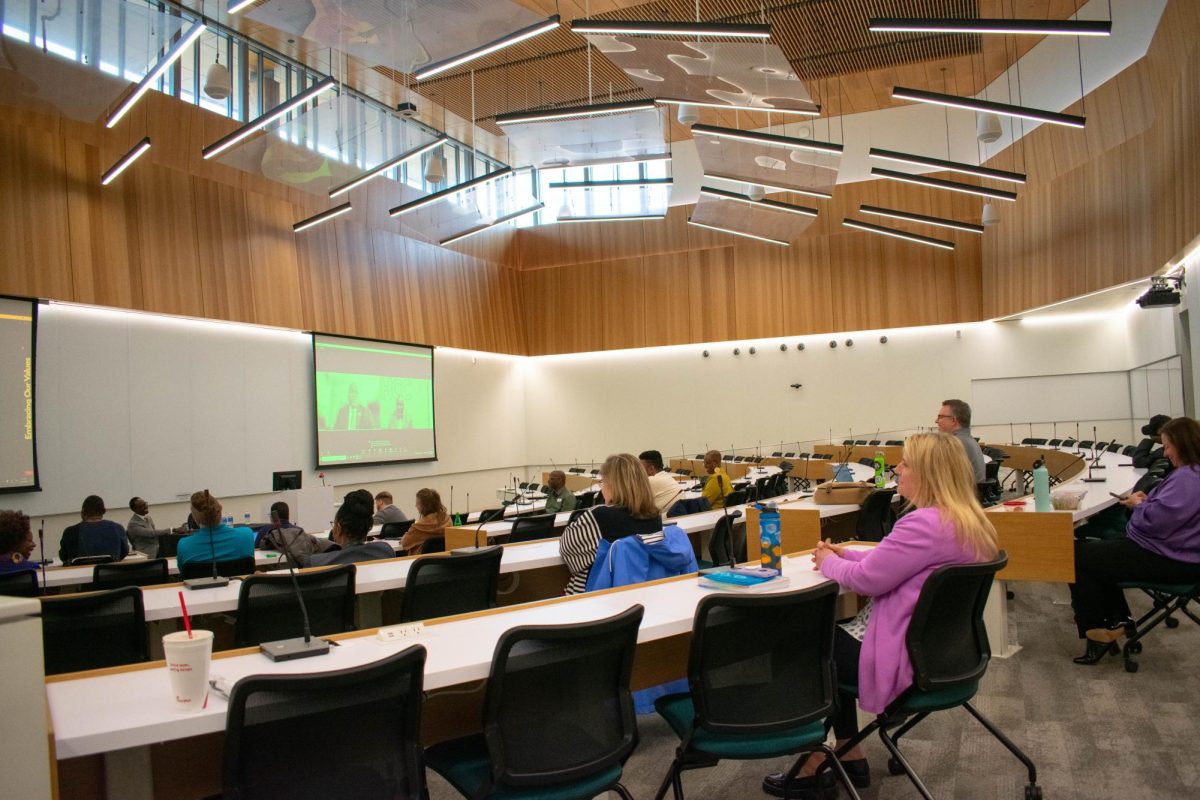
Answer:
[
  {"left": 40, "top": 586, "right": 149, "bottom": 675},
  {"left": 855, "top": 489, "right": 897, "bottom": 542},
  {"left": 0, "top": 570, "right": 40, "bottom": 597},
  {"left": 222, "top": 645, "right": 427, "bottom": 800},
  {"left": 1107, "top": 442, "right": 1123, "bottom": 453},
  {"left": 833, "top": 552, "right": 1040, "bottom": 800},
  {"left": 69, "top": 554, "right": 114, "bottom": 566},
  {"left": 884, "top": 440, "right": 904, "bottom": 446},
  {"left": 419, "top": 535, "right": 445, "bottom": 554},
  {"left": 1047, "top": 438, "right": 1063, "bottom": 447},
  {"left": 159, "top": 531, "right": 188, "bottom": 558},
  {"left": 1123, "top": 445, "right": 1137, "bottom": 456},
  {"left": 567, "top": 507, "right": 590, "bottom": 525},
  {"left": 772, "top": 451, "right": 784, "bottom": 457},
  {"left": 380, "top": 519, "right": 416, "bottom": 539},
  {"left": 180, "top": 556, "right": 257, "bottom": 580},
  {"left": 724, "top": 489, "right": 748, "bottom": 507},
  {"left": 576, "top": 490, "right": 597, "bottom": 509},
  {"left": 708, "top": 510, "right": 745, "bottom": 567},
  {"left": 507, "top": 513, "right": 558, "bottom": 544},
  {"left": 1115, "top": 579, "right": 1200, "bottom": 673},
  {"left": 233, "top": 564, "right": 357, "bottom": 647},
  {"left": 867, "top": 439, "right": 881, "bottom": 445},
  {"left": 842, "top": 440, "right": 853, "bottom": 445},
  {"left": 427, "top": 606, "right": 643, "bottom": 800},
  {"left": 91, "top": 558, "right": 170, "bottom": 590},
  {"left": 1022, "top": 437, "right": 1049, "bottom": 445},
  {"left": 399, "top": 546, "right": 503, "bottom": 622},
  {"left": 476, "top": 508, "right": 506, "bottom": 524},
  {"left": 857, "top": 457, "right": 876, "bottom": 467},
  {"left": 1076, "top": 439, "right": 1094, "bottom": 449},
  {"left": 568, "top": 467, "right": 586, "bottom": 474},
  {"left": 654, "top": 584, "right": 857, "bottom": 800}
]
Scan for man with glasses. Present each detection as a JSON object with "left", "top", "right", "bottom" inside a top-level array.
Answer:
[{"left": 936, "top": 399, "right": 986, "bottom": 483}]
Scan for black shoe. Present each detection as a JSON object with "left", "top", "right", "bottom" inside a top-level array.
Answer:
[
  {"left": 762, "top": 769, "right": 836, "bottom": 799},
  {"left": 841, "top": 758, "right": 870, "bottom": 789},
  {"left": 1072, "top": 637, "right": 1119, "bottom": 665}
]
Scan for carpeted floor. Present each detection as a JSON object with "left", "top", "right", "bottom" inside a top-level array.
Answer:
[{"left": 426, "top": 582, "right": 1200, "bottom": 799}]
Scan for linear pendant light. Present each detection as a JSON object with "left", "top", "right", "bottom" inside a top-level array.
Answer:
[
  {"left": 441, "top": 203, "right": 544, "bottom": 245},
  {"left": 293, "top": 202, "right": 352, "bottom": 232},
  {"left": 495, "top": 99, "right": 658, "bottom": 127},
  {"left": 548, "top": 178, "right": 673, "bottom": 189},
  {"left": 415, "top": 15, "right": 560, "bottom": 81},
  {"left": 657, "top": 97, "right": 820, "bottom": 117},
  {"left": 328, "top": 135, "right": 448, "bottom": 198},
  {"left": 869, "top": 147, "right": 1025, "bottom": 184},
  {"left": 389, "top": 167, "right": 516, "bottom": 217},
  {"left": 869, "top": 17, "right": 1112, "bottom": 36},
  {"left": 871, "top": 167, "right": 1018, "bottom": 202},
  {"left": 557, "top": 214, "right": 667, "bottom": 223},
  {"left": 100, "top": 137, "right": 151, "bottom": 185},
  {"left": 203, "top": 76, "right": 337, "bottom": 160},
  {"left": 106, "top": 20, "right": 207, "bottom": 128},
  {"left": 699, "top": 187, "right": 818, "bottom": 218},
  {"left": 688, "top": 219, "right": 789, "bottom": 246},
  {"left": 705, "top": 172, "right": 833, "bottom": 200},
  {"left": 691, "top": 123, "right": 844, "bottom": 154},
  {"left": 859, "top": 204, "right": 984, "bottom": 234},
  {"left": 842, "top": 218, "right": 955, "bottom": 250},
  {"left": 570, "top": 19, "right": 770, "bottom": 39},
  {"left": 227, "top": 0, "right": 257, "bottom": 14},
  {"left": 891, "top": 86, "right": 1086, "bottom": 128}
]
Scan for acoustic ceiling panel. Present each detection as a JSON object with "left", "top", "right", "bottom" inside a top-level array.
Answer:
[
  {"left": 395, "top": 168, "right": 538, "bottom": 244},
  {"left": 690, "top": 191, "right": 816, "bottom": 244},
  {"left": 693, "top": 127, "right": 841, "bottom": 199},
  {"left": 503, "top": 105, "right": 668, "bottom": 169}
]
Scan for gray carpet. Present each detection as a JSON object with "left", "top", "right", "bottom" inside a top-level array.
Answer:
[{"left": 426, "top": 583, "right": 1200, "bottom": 799}]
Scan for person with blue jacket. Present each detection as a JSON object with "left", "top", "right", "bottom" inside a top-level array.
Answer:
[{"left": 176, "top": 490, "right": 255, "bottom": 568}]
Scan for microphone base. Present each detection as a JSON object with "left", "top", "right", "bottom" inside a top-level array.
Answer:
[
  {"left": 1088, "top": 465, "right": 1106, "bottom": 470},
  {"left": 259, "top": 636, "right": 331, "bottom": 662},
  {"left": 183, "top": 576, "right": 230, "bottom": 590},
  {"left": 451, "top": 546, "right": 490, "bottom": 555},
  {"left": 1083, "top": 477, "right": 1108, "bottom": 483}
]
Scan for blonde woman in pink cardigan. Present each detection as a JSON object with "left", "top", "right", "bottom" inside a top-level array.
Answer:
[{"left": 764, "top": 432, "right": 998, "bottom": 798}]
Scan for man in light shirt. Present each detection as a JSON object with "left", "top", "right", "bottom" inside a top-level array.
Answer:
[{"left": 639, "top": 450, "right": 685, "bottom": 514}]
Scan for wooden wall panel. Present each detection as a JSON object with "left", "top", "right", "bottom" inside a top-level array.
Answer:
[{"left": 641, "top": 251, "right": 693, "bottom": 347}]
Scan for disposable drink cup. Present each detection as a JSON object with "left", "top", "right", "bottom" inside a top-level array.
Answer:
[{"left": 163, "top": 630, "right": 214, "bottom": 712}]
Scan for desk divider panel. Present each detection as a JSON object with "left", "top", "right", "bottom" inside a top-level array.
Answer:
[
  {"left": 990, "top": 512, "right": 1075, "bottom": 583},
  {"left": 745, "top": 506, "right": 822, "bottom": 563}
]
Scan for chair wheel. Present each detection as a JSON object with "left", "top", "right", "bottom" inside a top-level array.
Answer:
[
  {"left": 1165, "top": 617, "right": 1179, "bottom": 629},
  {"left": 1127, "top": 641, "right": 1142, "bottom": 655},
  {"left": 1124, "top": 660, "right": 1139, "bottom": 673},
  {"left": 887, "top": 757, "right": 905, "bottom": 775},
  {"left": 1025, "top": 785, "right": 1044, "bottom": 800}
]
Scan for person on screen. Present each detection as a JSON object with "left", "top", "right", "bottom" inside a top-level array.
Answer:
[
  {"left": 176, "top": 491, "right": 255, "bottom": 568},
  {"left": 126, "top": 497, "right": 173, "bottom": 558},
  {"left": 310, "top": 490, "right": 395, "bottom": 566},
  {"left": 333, "top": 384, "right": 377, "bottom": 430},
  {"left": 0, "top": 510, "right": 38, "bottom": 574},
  {"left": 386, "top": 397, "right": 415, "bottom": 429},
  {"left": 373, "top": 491, "right": 409, "bottom": 525},
  {"left": 59, "top": 496, "right": 129, "bottom": 564},
  {"left": 400, "top": 488, "right": 450, "bottom": 555}
]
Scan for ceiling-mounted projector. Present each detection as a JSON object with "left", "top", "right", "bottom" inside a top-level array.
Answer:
[{"left": 1136, "top": 276, "right": 1183, "bottom": 308}]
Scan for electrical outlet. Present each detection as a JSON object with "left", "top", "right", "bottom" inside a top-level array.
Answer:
[{"left": 376, "top": 622, "right": 424, "bottom": 642}]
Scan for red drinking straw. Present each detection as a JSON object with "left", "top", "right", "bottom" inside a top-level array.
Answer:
[{"left": 178, "top": 591, "right": 194, "bottom": 639}]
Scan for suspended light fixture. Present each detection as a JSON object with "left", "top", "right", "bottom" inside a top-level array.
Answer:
[
  {"left": 699, "top": 187, "right": 818, "bottom": 217},
  {"left": 204, "top": 57, "right": 231, "bottom": 100},
  {"left": 570, "top": 19, "right": 770, "bottom": 39},
  {"left": 227, "top": 0, "right": 257, "bottom": 14},
  {"left": 558, "top": 214, "right": 667, "bottom": 223},
  {"left": 389, "top": 167, "right": 517, "bottom": 217},
  {"left": 868, "top": 147, "right": 1025, "bottom": 184},
  {"left": 746, "top": 184, "right": 766, "bottom": 201},
  {"left": 982, "top": 202, "right": 1000, "bottom": 226},
  {"left": 328, "top": 136, "right": 447, "bottom": 198},
  {"left": 676, "top": 103, "right": 699, "bottom": 126},
  {"left": 688, "top": 219, "right": 789, "bottom": 246},
  {"left": 659, "top": 97, "right": 819, "bottom": 117},
  {"left": 293, "top": 202, "right": 352, "bottom": 233},
  {"left": 891, "top": 86, "right": 1085, "bottom": 129},
  {"left": 495, "top": 99, "right": 658, "bottom": 127},
  {"left": 106, "top": 20, "right": 207, "bottom": 128},
  {"left": 691, "top": 124, "right": 844, "bottom": 154},
  {"left": 977, "top": 112, "right": 1002, "bottom": 143},
  {"left": 100, "top": 137, "right": 151, "bottom": 186},
  {"left": 203, "top": 77, "right": 337, "bottom": 159},
  {"left": 842, "top": 218, "right": 955, "bottom": 250},
  {"left": 858, "top": 204, "right": 984, "bottom": 234},
  {"left": 440, "top": 203, "right": 545, "bottom": 246},
  {"left": 868, "top": 17, "right": 1111, "bottom": 36},
  {"left": 414, "top": 16, "right": 560, "bottom": 80},
  {"left": 423, "top": 152, "right": 445, "bottom": 184},
  {"left": 547, "top": 178, "right": 673, "bottom": 189},
  {"left": 871, "top": 167, "right": 1018, "bottom": 202},
  {"left": 706, "top": 173, "right": 832, "bottom": 200}
]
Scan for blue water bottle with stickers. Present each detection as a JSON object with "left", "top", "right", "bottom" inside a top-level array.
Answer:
[{"left": 758, "top": 502, "right": 781, "bottom": 572}]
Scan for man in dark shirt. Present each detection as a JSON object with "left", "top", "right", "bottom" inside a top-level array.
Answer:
[
  {"left": 1132, "top": 414, "right": 1171, "bottom": 468},
  {"left": 59, "top": 495, "right": 129, "bottom": 564}
]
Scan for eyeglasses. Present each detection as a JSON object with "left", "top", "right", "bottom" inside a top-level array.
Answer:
[{"left": 936, "top": 414, "right": 954, "bottom": 420}]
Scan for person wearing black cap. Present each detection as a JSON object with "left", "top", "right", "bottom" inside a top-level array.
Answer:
[{"left": 1132, "top": 414, "right": 1171, "bottom": 469}]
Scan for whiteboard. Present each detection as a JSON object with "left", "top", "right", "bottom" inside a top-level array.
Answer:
[{"left": 970, "top": 371, "right": 1131, "bottom": 425}]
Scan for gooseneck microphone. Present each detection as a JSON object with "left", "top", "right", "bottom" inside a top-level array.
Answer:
[
  {"left": 38, "top": 520, "right": 47, "bottom": 595},
  {"left": 259, "top": 528, "right": 330, "bottom": 661},
  {"left": 453, "top": 512, "right": 492, "bottom": 554},
  {"left": 1009, "top": 422, "right": 1014, "bottom": 444},
  {"left": 1088, "top": 426, "right": 1107, "bottom": 471},
  {"left": 184, "top": 519, "right": 230, "bottom": 590}
]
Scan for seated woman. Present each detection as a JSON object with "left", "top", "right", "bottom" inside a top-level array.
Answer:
[
  {"left": 0, "top": 510, "right": 38, "bottom": 574},
  {"left": 559, "top": 453, "right": 663, "bottom": 595},
  {"left": 59, "top": 495, "right": 129, "bottom": 564},
  {"left": 310, "top": 490, "right": 395, "bottom": 566},
  {"left": 175, "top": 490, "right": 256, "bottom": 568},
  {"left": 400, "top": 488, "right": 449, "bottom": 555},
  {"left": 765, "top": 431, "right": 999, "bottom": 797},
  {"left": 1071, "top": 416, "right": 1200, "bottom": 664}
]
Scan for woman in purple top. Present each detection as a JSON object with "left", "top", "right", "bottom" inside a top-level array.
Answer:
[
  {"left": 1071, "top": 416, "right": 1200, "bottom": 664},
  {"left": 764, "top": 432, "right": 998, "bottom": 797}
]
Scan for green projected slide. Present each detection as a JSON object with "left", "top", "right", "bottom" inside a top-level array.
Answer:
[{"left": 312, "top": 334, "right": 436, "bottom": 466}]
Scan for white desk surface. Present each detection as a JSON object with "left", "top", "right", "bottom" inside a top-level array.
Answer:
[
  {"left": 48, "top": 546, "right": 865, "bottom": 760},
  {"left": 987, "top": 448, "right": 1144, "bottom": 522},
  {"left": 128, "top": 539, "right": 563, "bottom": 623}
]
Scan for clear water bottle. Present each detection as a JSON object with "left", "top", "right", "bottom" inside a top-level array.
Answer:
[
  {"left": 1033, "top": 459, "right": 1051, "bottom": 512},
  {"left": 243, "top": 512, "right": 252, "bottom": 528},
  {"left": 873, "top": 450, "right": 886, "bottom": 488},
  {"left": 757, "top": 502, "right": 781, "bottom": 572}
]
